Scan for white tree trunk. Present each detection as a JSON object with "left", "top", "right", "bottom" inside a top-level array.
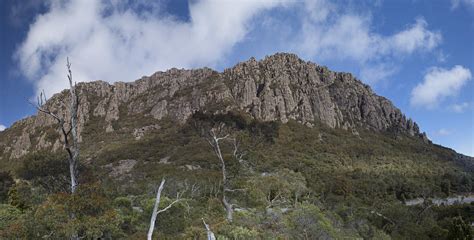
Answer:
[
  {"left": 33, "top": 59, "right": 80, "bottom": 240},
  {"left": 210, "top": 133, "right": 234, "bottom": 222},
  {"left": 67, "top": 59, "right": 79, "bottom": 194},
  {"left": 202, "top": 219, "right": 216, "bottom": 240},
  {"left": 34, "top": 59, "right": 79, "bottom": 194},
  {"left": 147, "top": 179, "right": 166, "bottom": 240}
]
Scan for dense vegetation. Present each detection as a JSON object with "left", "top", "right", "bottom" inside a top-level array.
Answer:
[{"left": 0, "top": 112, "right": 472, "bottom": 239}]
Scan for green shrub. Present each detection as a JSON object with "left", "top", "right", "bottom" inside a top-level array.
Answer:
[
  {"left": 0, "top": 171, "right": 14, "bottom": 203},
  {"left": 0, "top": 204, "right": 22, "bottom": 230}
]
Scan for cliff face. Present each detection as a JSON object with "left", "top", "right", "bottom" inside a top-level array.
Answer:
[{"left": 0, "top": 53, "right": 423, "bottom": 160}]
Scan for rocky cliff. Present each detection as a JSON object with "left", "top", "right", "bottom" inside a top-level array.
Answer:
[{"left": 0, "top": 53, "right": 425, "bottom": 160}]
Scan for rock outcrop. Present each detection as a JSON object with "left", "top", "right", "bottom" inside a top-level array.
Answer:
[{"left": 0, "top": 53, "right": 424, "bottom": 160}]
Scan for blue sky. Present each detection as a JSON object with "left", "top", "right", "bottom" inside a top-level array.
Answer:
[{"left": 0, "top": 0, "right": 473, "bottom": 156}]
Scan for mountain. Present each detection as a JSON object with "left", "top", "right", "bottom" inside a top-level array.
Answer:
[
  {"left": 1, "top": 53, "right": 426, "bottom": 160},
  {"left": 0, "top": 53, "right": 472, "bottom": 239}
]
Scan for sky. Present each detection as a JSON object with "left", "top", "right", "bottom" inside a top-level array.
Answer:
[{"left": 0, "top": 0, "right": 473, "bottom": 156}]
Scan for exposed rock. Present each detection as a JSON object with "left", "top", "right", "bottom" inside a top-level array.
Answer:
[
  {"left": 132, "top": 124, "right": 161, "bottom": 140},
  {"left": 150, "top": 100, "right": 168, "bottom": 120},
  {"left": 11, "top": 132, "right": 31, "bottom": 158},
  {"left": 159, "top": 156, "right": 171, "bottom": 164},
  {"left": 106, "top": 159, "right": 138, "bottom": 179},
  {"left": 1, "top": 53, "right": 425, "bottom": 159},
  {"left": 179, "top": 164, "right": 202, "bottom": 171},
  {"left": 36, "top": 133, "right": 52, "bottom": 150}
]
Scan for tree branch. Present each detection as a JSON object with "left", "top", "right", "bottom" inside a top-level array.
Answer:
[
  {"left": 156, "top": 192, "right": 184, "bottom": 214},
  {"left": 202, "top": 218, "right": 216, "bottom": 240}
]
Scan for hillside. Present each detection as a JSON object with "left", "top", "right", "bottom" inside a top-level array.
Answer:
[{"left": 0, "top": 53, "right": 472, "bottom": 239}]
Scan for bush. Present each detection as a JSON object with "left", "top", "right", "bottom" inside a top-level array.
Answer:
[
  {"left": 0, "top": 204, "right": 22, "bottom": 230},
  {"left": 7, "top": 181, "right": 37, "bottom": 210},
  {"left": 2, "top": 183, "right": 124, "bottom": 239},
  {"left": 283, "top": 203, "right": 341, "bottom": 239},
  {"left": 0, "top": 171, "right": 14, "bottom": 203},
  {"left": 245, "top": 169, "right": 308, "bottom": 208}
]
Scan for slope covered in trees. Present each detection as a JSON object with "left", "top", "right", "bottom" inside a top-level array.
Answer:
[{"left": 0, "top": 54, "right": 472, "bottom": 239}]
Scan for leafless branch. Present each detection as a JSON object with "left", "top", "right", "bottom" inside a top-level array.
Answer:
[
  {"left": 156, "top": 191, "right": 184, "bottom": 214},
  {"left": 202, "top": 218, "right": 216, "bottom": 240},
  {"left": 148, "top": 179, "right": 186, "bottom": 240}
]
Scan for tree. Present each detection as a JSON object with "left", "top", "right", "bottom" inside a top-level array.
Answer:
[
  {"left": 32, "top": 58, "right": 79, "bottom": 194},
  {"left": 207, "top": 124, "right": 235, "bottom": 222},
  {"left": 147, "top": 178, "right": 183, "bottom": 240},
  {"left": 202, "top": 218, "right": 216, "bottom": 240},
  {"left": 31, "top": 58, "right": 80, "bottom": 240},
  {"left": 191, "top": 112, "right": 246, "bottom": 223},
  {"left": 0, "top": 172, "right": 14, "bottom": 203},
  {"left": 447, "top": 216, "right": 472, "bottom": 240},
  {"left": 16, "top": 152, "right": 69, "bottom": 193},
  {"left": 246, "top": 169, "right": 308, "bottom": 208}
]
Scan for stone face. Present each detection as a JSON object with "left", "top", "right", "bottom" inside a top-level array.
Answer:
[
  {"left": 11, "top": 132, "right": 31, "bottom": 158},
  {"left": 132, "top": 124, "right": 161, "bottom": 140},
  {"left": 0, "top": 53, "right": 424, "bottom": 159},
  {"left": 105, "top": 159, "right": 138, "bottom": 179}
]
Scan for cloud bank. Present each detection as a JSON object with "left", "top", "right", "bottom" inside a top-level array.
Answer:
[
  {"left": 16, "top": 0, "right": 285, "bottom": 97},
  {"left": 16, "top": 0, "right": 443, "bottom": 97},
  {"left": 0, "top": 124, "right": 6, "bottom": 132},
  {"left": 411, "top": 65, "right": 472, "bottom": 108}
]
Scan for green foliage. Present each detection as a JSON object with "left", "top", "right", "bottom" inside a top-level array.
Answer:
[
  {"left": 0, "top": 204, "right": 21, "bottom": 230},
  {"left": 16, "top": 152, "right": 70, "bottom": 193},
  {"left": 446, "top": 216, "right": 472, "bottom": 240},
  {"left": 283, "top": 203, "right": 341, "bottom": 239},
  {"left": 190, "top": 111, "right": 280, "bottom": 143},
  {"left": 245, "top": 169, "right": 308, "bottom": 208},
  {"left": 0, "top": 171, "right": 14, "bottom": 203},
  {"left": 7, "top": 181, "right": 41, "bottom": 210},
  {"left": 1, "top": 183, "right": 124, "bottom": 239},
  {"left": 226, "top": 226, "right": 259, "bottom": 239},
  {"left": 16, "top": 152, "right": 68, "bottom": 180}
]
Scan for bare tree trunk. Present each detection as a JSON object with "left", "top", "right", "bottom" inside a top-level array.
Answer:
[
  {"left": 67, "top": 58, "right": 79, "bottom": 194},
  {"left": 202, "top": 219, "right": 216, "bottom": 240},
  {"left": 222, "top": 195, "right": 233, "bottom": 222},
  {"left": 32, "top": 59, "right": 80, "bottom": 240},
  {"left": 147, "top": 179, "right": 183, "bottom": 240},
  {"left": 208, "top": 130, "right": 234, "bottom": 222},
  {"left": 33, "top": 58, "right": 79, "bottom": 194},
  {"left": 148, "top": 179, "right": 166, "bottom": 240}
]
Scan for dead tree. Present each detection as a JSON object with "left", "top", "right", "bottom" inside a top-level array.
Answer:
[
  {"left": 206, "top": 123, "right": 246, "bottom": 223},
  {"left": 191, "top": 113, "right": 246, "bottom": 222},
  {"left": 202, "top": 218, "right": 216, "bottom": 240},
  {"left": 32, "top": 58, "right": 79, "bottom": 194},
  {"left": 147, "top": 178, "right": 183, "bottom": 240}
]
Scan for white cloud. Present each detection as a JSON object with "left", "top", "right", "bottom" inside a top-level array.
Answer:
[
  {"left": 451, "top": 0, "right": 474, "bottom": 9},
  {"left": 410, "top": 66, "right": 472, "bottom": 108},
  {"left": 449, "top": 102, "right": 470, "bottom": 113},
  {"left": 15, "top": 0, "right": 287, "bottom": 97},
  {"left": 0, "top": 125, "right": 6, "bottom": 132},
  {"left": 434, "top": 128, "right": 452, "bottom": 136},
  {"left": 360, "top": 64, "right": 397, "bottom": 85},
  {"left": 297, "top": 3, "right": 441, "bottom": 83},
  {"left": 389, "top": 18, "right": 442, "bottom": 55}
]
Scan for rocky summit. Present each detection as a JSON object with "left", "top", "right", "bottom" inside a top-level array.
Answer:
[{"left": 0, "top": 53, "right": 426, "bottom": 160}]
